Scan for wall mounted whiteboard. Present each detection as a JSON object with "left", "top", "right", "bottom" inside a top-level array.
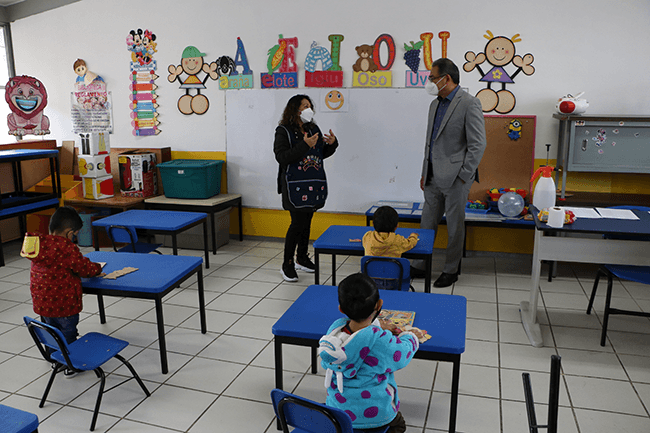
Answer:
[
  {"left": 225, "top": 89, "right": 536, "bottom": 213},
  {"left": 226, "top": 88, "right": 433, "bottom": 213}
]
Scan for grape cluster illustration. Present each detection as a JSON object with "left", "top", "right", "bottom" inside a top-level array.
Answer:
[{"left": 403, "top": 41, "right": 424, "bottom": 73}]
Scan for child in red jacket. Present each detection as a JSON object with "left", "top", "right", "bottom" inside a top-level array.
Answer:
[{"left": 21, "top": 206, "right": 103, "bottom": 355}]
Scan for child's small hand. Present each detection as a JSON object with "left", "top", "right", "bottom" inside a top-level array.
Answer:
[
  {"left": 97, "top": 272, "right": 106, "bottom": 277},
  {"left": 379, "top": 319, "right": 398, "bottom": 334},
  {"left": 409, "top": 328, "right": 426, "bottom": 340},
  {"left": 410, "top": 233, "right": 419, "bottom": 239}
]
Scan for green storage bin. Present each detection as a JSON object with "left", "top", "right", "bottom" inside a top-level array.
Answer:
[{"left": 158, "top": 159, "right": 223, "bottom": 199}]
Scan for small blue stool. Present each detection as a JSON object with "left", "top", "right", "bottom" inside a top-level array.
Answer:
[{"left": 0, "top": 404, "right": 39, "bottom": 433}]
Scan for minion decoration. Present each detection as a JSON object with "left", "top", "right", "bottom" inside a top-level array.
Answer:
[{"left": 507, "top": 119, "right": 522, "bottom": 140}]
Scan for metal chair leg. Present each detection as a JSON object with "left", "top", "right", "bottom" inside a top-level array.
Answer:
[
  {"left": 90, "top": 368, "right": 106, "bottom": 431},
  {"left": 115, "top": 354, "right": 151, "bottom": 397},
  {"left": 39, "top": 365, "right": 61, "bottom": 408}
]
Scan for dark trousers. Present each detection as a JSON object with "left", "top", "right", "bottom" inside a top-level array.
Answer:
[{"left": 283, "top": 210, "right": 314, "bottom": 264}]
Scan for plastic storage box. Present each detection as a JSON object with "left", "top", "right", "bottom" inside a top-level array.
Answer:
[{"left": 157, "top": 159, "right": 223, "bottom": 199}]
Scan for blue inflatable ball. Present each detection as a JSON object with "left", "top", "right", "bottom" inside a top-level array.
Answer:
[{"left": 498, "top": 192, "right": 524, "bottom": 217}]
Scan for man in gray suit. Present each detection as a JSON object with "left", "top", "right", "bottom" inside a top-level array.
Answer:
[{"left": 412, "top": 58, "right": 486, "bottom": 288}]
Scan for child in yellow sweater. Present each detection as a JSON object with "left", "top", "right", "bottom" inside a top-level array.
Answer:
[{"left": 363, "top": 206, "right": 418, "bottom": 257}]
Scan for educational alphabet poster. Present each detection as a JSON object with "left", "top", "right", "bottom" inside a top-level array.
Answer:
[
  {"left": 304, "top": 35, "right": 344, "bottom": 88},
  {"left": 404, "top": 31, "right": 450, "bottom": 87},
  {"left": 261, "top": 34, "right": 298, "bottom": 88},
  {"left": 352, "top": 34, "right": 395, "bottom": 88},
  {"left": 218, "top": 37, "right": 254, "bottom": 90},
  {"left": 127, "top": 28, "right": 161, "bottom": 134}
]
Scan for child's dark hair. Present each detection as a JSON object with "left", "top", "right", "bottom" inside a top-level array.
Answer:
[
  {"left": 373, "top": 206, "right": 399, "bottom": 233},
  {"left": 338, "top": 273, "right": 380, "bottom": 321},
  {"left": 49, "top": 206, "right": 83, "bottom": 234}
]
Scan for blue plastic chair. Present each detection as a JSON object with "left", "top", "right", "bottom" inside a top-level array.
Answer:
[
  {"left": 270, "top": 389, "right": 389, "bottom": 433},
  {"left": 361, "top": 256, "right": 412, "bottom": 291},
  {"left": 0, "top": 404, "right": 39, "bottom": 433},
  {"left": 24, "top": 317, "right": 150, "bottom": 431},
  {"left": 108, "top": 225, "right": 162, "bottom": 254},
  {"left": 523, "top": 355, "right": 561, "bottom": 433},
  {"left": 586, "top": 205, "right": 650, "bottom": 346}
]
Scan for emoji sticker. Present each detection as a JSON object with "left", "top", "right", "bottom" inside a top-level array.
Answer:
[{"left": 320, "top": 88, "right": 349, "bottom": 112}]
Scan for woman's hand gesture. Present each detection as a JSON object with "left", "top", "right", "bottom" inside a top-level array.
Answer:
[
  {"left": 324, "top": 129, "right": 337, "bottom": 145},
  {"left": 303, "top": 132, "right": 319, "bottom": 148}
]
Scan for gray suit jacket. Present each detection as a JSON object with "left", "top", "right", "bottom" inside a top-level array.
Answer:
[{"left": 420, "top": 88, "right": 487, "bottom": 189}]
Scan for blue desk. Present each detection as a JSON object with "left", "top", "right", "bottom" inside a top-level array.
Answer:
[
  {"left": 83, "top": 251, "right": 205, "bottom": 374},
  {"left": 521, "top": 208, "right": 650, "bottom": 347},
  {"left": 0, "top": 149, "right": 61, "bottom": 267},
  {"left": 272, "top": 285, "right": 466, "bottom": 433},
  {"left": 313, "top": 226, "right": 435, "bottom": 293},
  {"left": 92, "top": 209, "right": 210, "bottom": 268}
]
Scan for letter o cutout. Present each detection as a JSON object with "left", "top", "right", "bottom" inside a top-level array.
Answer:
[{"left": 373, "top": 34, "right": 396, "bottom": 71}]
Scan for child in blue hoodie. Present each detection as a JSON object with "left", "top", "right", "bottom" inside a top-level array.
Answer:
[{"left": 318, "top": 273, "right": 423, "bottom": 432}]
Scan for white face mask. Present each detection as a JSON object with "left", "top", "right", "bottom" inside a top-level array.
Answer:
[
  {"left": 300, "top": 107, "right": 314, "bottom": 123},
  {"left": 425, "top": 76, "right": 446, "bottom": 97}
]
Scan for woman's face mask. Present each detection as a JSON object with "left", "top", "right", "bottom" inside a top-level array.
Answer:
[{"left": 300, "top": 107, "right": 314, "bottom": 123}]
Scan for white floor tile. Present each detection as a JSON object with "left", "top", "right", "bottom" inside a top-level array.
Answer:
[
  {"left": 189, "top": 395, "right": 276, "bottom": 433},
  {"left": 565, "top": 375, "right": 646, "bottom": 415},
  {"left": 127, "top": 384, "right": 217, "bottom": 431},
  {"left": 1, "top": 239, "right": 649, "bottom": 432},
  {"left": 574, "top": 408, "right": 650, "bottom": 433},
  {"left": 199, "top": 334, "right": 268, "bottom": 364}
]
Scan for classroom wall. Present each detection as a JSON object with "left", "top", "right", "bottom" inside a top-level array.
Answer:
[
  {"left": 9, "top": 0, "right": 650, "bottom": 159},
  {"left": 7, "top": 0, "right": 649, "bottom": 253}
]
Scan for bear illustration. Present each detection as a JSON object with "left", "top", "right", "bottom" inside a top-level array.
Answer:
[{"left": 352, "top": 44, "right": 378, "bottom": 73}]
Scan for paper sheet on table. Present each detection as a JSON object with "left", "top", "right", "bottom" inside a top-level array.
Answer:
[
  {"left": 595, "top": 208, "right": 639, "bottom": 220},
  {"left": 560, "top": 207, "right": 601, "bottom": 218}
]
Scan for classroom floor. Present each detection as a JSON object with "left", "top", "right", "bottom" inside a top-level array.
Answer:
[{"left": 1, "top": 237, "right": 650, "bottom": 433}]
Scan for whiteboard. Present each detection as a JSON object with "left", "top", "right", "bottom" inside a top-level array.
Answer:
[{"left": 226, "top": 88, "right": 433, "bottom": 213}]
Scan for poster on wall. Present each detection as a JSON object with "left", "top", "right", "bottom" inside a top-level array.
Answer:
[
  {"left": 352, "top": 34, "right": 395, "bottom": 88},
  {"left": 463, "top": 31, "right": 535, "bottom": 114},
  {"left": 71, "top": 59, "right": 113, "bottom": 134},
  {"left": 167, "top": 45, "right": 218, "bottom": 115},
  {"left": 127, "top": 28, "right": 161, "bottom": 134},
  {"left": 304, "top": 36, "right": 344, "bottom": 88},
  {"left": 217, "top": 37, "right": 254, "bottom": 90},
  {"left": 404, "top": 31, "right": 450, "bottom": 87},
  {"left": 261, "top": 34, "right": 299, "bottom": 89},
  {"left": 6, "top": 75, "right": 51, "bottom": 138}
]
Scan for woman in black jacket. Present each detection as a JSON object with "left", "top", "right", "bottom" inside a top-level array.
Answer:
[{"left": 274, "top": 94, "right": 338, "bottom": 282}]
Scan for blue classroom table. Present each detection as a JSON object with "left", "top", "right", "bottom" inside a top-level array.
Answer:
[
  {"left": 92, "top": 209, "right": 210, "bottom": 268},
  {"left": 0, "top": 149, "right": 61, "bottom": 267},
  {"left": 83, "top": 251, "right": 205, "bottom": 374},
  {"left": 313, "top": 225, "right": 435, "bottom": 292},
  {"left": 272, "top": 285, "right": 467, "bottom": 433}
]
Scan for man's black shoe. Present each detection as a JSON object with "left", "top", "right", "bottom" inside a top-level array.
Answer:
[
  {"left": 433, "top": 272, "right": 458, "bottom": 288},
  {"left": 410, "top": 266, "right": 426, "bottom": 279}
]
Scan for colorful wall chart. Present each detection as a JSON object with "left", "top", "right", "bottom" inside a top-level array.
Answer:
[
  {"left": 261, "top": 34, "right": 298, "bottom": 89},
  {"left": 127, "top": 28, "right": 160, "bottom": 135}
]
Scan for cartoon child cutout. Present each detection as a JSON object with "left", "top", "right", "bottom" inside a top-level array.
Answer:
[
  {"left": 463, "top": 31, "right": 535, "bottom": 114},
  {"left": 73, "top": 59, "right": 104, "bottom": 86},
  {"left": 167, "top": 46, "right": 218, "bottom": 115}
]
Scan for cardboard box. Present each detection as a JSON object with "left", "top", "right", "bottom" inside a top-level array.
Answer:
[
  {"left": 82, "top": 175, "right": 114, "bottom": 200},
  {"left": 79, "top": 132, "right": 110, "bottom": 156},
  {"left": 78, "top": 154, "right": 111, "bottom": 178},
  {"left": 118, "top": 151, "right": 158, "bottom": 198}
]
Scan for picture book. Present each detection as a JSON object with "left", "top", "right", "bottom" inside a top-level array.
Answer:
[
  {"left": 379, "top": 310, "right": 415, "bottom": 328},
  {"left": 378, "top": 309, "right": 431, "bottom": 343}
]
